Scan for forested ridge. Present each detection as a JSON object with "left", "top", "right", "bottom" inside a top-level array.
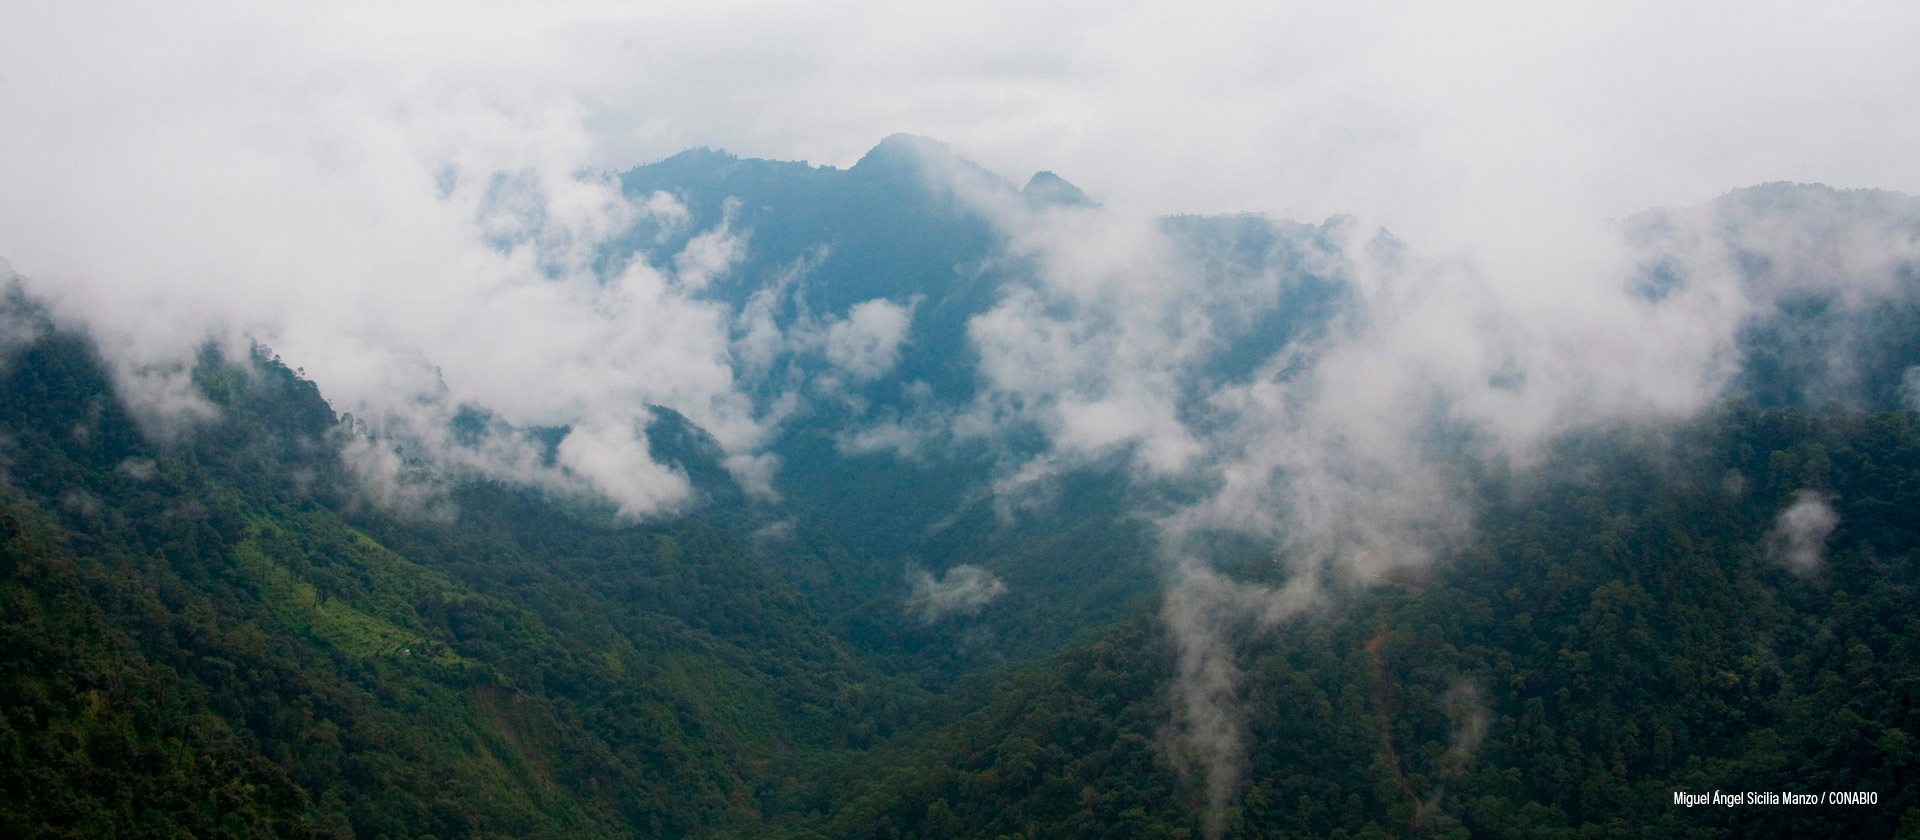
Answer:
[
  {"left": 4, "top": 272, "right": 1920, "bottom": 837},
  {"left": 739, "top": 409, "right": 1920, "bottom": 839},
  {"left": 0, "top": 315, "right": 926, "bottom": 838}
]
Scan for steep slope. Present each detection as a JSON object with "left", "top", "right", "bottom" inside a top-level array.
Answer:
[
  {"left": 609, "top": 139, "right": 1364, "bottom": 681},
  {"left": 1626, "top": 183, "right": 1920, "bottom": 409},
  {"left": 612, "top": 147, "right": 1920, "bottom": 701},
  {"left": 6, "top": 142, "right": 1920, "bottom": 840},
  {"left": 0, "top": 309, "right": 920, "bottom": 838},
  {"left": 749, "top": 406, "right": 1920, "bottom": 839}
]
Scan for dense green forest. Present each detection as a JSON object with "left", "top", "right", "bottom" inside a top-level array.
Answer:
[
  {"left": 747, "top": 410, "right": 1920, "bottom": 839},
  {"left": 5, "top": 285, "right": 1919, "bottom": 839},
  {"left": 5, "top": 169, "right": 1920, "bottom": 838},
  {"left": 0, "top": 314, "right": 929, "bottom": 838}
]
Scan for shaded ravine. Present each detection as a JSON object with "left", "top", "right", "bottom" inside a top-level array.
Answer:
[{"left": 1365, "top": 626, "right": 1427, "bottom": 838}]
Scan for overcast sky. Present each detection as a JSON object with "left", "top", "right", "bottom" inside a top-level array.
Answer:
[{"left": 5, "top": 1, "right": 1917, "bottom": 234}]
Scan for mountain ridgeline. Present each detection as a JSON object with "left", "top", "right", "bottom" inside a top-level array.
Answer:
[{"left": 3, "top": 138, "right": 1920, "bottom": 838}]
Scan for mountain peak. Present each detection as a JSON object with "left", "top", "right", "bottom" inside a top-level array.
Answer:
[
  {"left": 853, "top": 133, "right": 958, "bottom": 171},
  {"left": 1021, "top": 171, "right": 1092, "bottom": 208},
  {"left": 660, "top": 146, "right": 740, "bottom": 165},
  {"left": 849, "top": 134, "right": 1024, "bottom": 202}
]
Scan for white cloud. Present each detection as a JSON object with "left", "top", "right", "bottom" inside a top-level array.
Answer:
[
  {"left": 672, "top": 200, "right": 744, "bottom": 292},
  {"left": 1441, "top": 678, "right": 1491, "bottom": 770},
  {"left": 913, "top": 126, "right": 1916, "bottom": 834},
  {"left": 0, "top": 5, "right": 802, "bottom": 516},
  {"left": 1768, "top": 490, "right": 1839, "bottom": 578},
  {"left": 906, "top": 563, "right": 1008, "bottom": 621},
  {"left": 837, "top": 418, "right": 931, "bottom": 460},
  {"left": 115, "top": 457, "right": 158, "bottom": 481},
  {"left": 3, "top": 1, "right": 1913, "bottom": 515},
  {"left": 555, "top": 413, "right": 694, "bottom": 519},
  {"left": 0, "top": 3, "right": 1914, "bottom": 828},
  {"left": 823, "top": 297, "right": 916, "bottom": 381}
]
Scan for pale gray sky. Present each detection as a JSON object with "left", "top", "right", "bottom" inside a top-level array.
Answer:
[{"left": 5, "top": 2, "right": 1915, "bottom": 225}]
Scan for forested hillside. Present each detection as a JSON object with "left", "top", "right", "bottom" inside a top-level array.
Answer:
[
  {"left": 743, "top": 409, "right": 1920, "bottom": 839},
  {"left": 6, "top": 0, "right": 1918, "bottom": 833},
  {"left": 0, "top": 308, "right": 925, "bottom": 838},
  {"left": 4, "top": 147, "right": 1920, "bottom": 839},
  {"left": 7, "top": 283, "right": 1920, "bottom": 838}
]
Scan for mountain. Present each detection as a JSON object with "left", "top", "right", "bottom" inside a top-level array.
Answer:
[
  {"left": 8, "top": 289, "right": 1920, "bottom": 839},
  {"left": 742, "top": 408, "right": 1920, "bottom": 839},
  {"left": 1624, "top": 183, "right": 1920, "bottom": 410},
  {"left": 1022, "top": 171, "right": 1095, "bottom": 209},
  {"left": 608, "top": 137, "right": 1362, "bottom": 680},
  {"left": 4, "top": 138, "right": 1920, "bottom": 839},
  {"left": 0, "top": 306, "right": 927, "bottom": 839},
  {"left": 613, "top": 143, "right": 1920, "bottom": 692}
]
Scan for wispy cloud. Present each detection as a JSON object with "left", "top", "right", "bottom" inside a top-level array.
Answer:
[
  {"left": 906, "top": 563, "right": 1008, "bottom": 622},
  {"left": 2, "top": 5, "right": 1915, "bottom": 830},
  {"left": 1768, "top": 490, "right": 1839, "bottom": 578},
  {"left": 902, "top": 150, "right": 1919, "bottom": 832}
]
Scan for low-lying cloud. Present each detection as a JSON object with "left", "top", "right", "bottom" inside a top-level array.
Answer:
[
  {"left": 824, "top": 297, "right": 917, "bottom": 382},
  {"left": 0, "top": 8, "right": 816, "bottom": 518},
  {"left": 906, "top": 563, "right": 1008, "bottom": 622},
  {"left": 890, "top": 145, "right": 1920, "bottom": 834},
  {"left": 3, "top": 5, "right": 1916, "bottom": 834},
  {"left": 1768, "top": 490, "right": 1840, "bottom": 578},
  {"left": 1441, "top": 678, "right": 1492, "bottom": 770}
]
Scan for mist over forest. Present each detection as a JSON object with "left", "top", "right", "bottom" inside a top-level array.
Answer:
[{"left": 4, "top": 3, "right": 1919, "bottom": 839}]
